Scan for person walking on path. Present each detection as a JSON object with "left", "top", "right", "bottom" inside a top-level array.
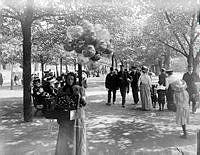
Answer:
[
  {"left": 0, "top": 72, "right": 3, "bottom": 87},
  {"left": 14, "top": 74, "right": 19, "bottom": 85},
  {"left": 171, "top": 80, "right": 190, "bottom": 139},
  {"left": 105, "top": 67, "right": 119, "bottom": 105},
  {"left": 129, "top": 66, "right": 140, "bottom": 105},
  {"left": 182, "top": 66, "right": 200, "bottom": 113},
  {"left": 55, "top": 72, "right": 87, "bottom": 155},
  {"left": 138, "top": 66, "right": 152, "bottom": 111},
  {"left": 166, "top": 69, "right": 177, "bottom": 112},
  {"left": 118, "top": 65, "right": 131, "bottom": 108},
  {"left": 157, "top": 68, "right": 167, "bottom": 111}
]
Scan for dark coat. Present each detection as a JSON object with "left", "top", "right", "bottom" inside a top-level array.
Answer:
[
  {"left": 129, "top": 71, "right": 140, "bottom": 90},
  {"left": 183, "top": 72, "right": 200, "bottom": 95},
  {"left": 118, "top": 71, "right": 131, "bottom": 87},
  {"left": 105, "top": 73, "right": 119, "bottom": 90},
  {"left": 158, "top": 72, "right": 166, "bottom": 86}
]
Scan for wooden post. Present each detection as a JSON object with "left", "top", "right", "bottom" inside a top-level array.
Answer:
[{"left": 198, "top": 130, "right": 200, "bottom": 155}]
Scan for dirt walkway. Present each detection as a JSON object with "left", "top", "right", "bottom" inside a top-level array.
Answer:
[{"left": 0, "top": 76, "right": 199, "bottom": 155}]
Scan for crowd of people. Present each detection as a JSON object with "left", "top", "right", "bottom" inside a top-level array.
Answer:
[
  {"left": 31, "top": 70, "right": 87, "bottom": 155},
  {"left": 105, "top": 64, "right": 200, "bottom": 138}
]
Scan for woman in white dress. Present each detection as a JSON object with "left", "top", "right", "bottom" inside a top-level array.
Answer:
[{"left": 138, "top": 66, "right": 152, "bottom": 111}]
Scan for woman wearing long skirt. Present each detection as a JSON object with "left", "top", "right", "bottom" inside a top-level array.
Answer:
[
  {"left": 171, "top": 80, "right": 190, "bottom": 138},
  {"left": 138, "top": 66, "right": 152, "bottom": 111},
  {"left": 55, "top": 72, "right": 87, "bottom": 155}
]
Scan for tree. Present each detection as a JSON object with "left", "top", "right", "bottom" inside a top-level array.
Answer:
[
  {"left": 0, "top": 0, "right": 71, "bottom": 122},
  {"left": 0, "top": 38, "right": 22, "bottom": 89},
  {"left": 142, "top": 1, "right": 200, "bottom": 75}
]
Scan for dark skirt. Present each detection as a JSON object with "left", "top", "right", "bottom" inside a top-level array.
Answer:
[{"left": 157, "top": 90, "right": 166, "bottom": 104}]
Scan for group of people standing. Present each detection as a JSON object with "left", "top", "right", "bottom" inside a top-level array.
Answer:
[
  {"left": 105, "top": 64, "right": 155, "bottom": 110},
  {"left": 105, "top": 64, "right": 200, "bottom": 139}
]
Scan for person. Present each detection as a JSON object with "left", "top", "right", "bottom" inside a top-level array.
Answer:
[
  {"left": 158, "top": 68, "right": 167, "bottom": 86},
  {"left": 129, "top": 66, "right": 140, "bottom": 105},
  {"left": 105, "top": 67, "right": 119, "bottom": 105},
  {"left": 0, "top": 72, "right": 3, "bottom": 87},
  {"left": 118, "top": 65, "right": 131, "bottom": 108},
  {"left": 157, "top": 68, "right": 167, "bottom": 111},
  {"left": 171, "top": 80, "right": 190, "bottom": 138},
  {"left": 55, "top": 72, "right": 87, "bottom": 155},
  {"left": 138, "top": 66, "right": 152, "bottom": 110},
  {"left": 14, "top": 74, "right": 19, "bottom": 85},
  {"left": 182, "top": 66, "right": 200, "bottom": 113},
  {"left": 166, "top": 69, "right": 178, "bottom": 111},
  {"left": 32, "top": 77, "right": 49, "bottom": 113}
]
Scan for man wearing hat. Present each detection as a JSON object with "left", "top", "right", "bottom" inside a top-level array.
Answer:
[
  {"left": 158, "top": 68, "right": 166, "bottom": 86},
  {"left": 157, "top": 68, "right": 167, "bottom": 111},
  {"left": 118, "top": 64, "right": 131, "bottom": 108},
  {"left": 182, "top": 66, "right": 200, "bottom": 113},
  {"left": 129, "top": 66, "right": 141, "bottom": 105},
  {"left": 105, "top": 67, "right": 119, "bottom": 105}
]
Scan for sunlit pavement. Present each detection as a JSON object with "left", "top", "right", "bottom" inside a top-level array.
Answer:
[{"left": 0, "top": 75, "right": 199, "bottom": 155}]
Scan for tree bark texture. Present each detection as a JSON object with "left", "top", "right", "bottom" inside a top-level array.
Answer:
[
  {"left": 21, "top": 0, "right": 34, "bottom": 122},
  {"left": 60, "top": 58, "right": 62, "bottom": 75}
]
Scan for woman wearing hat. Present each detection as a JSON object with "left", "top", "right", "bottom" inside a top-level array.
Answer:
[
  {"left": 171, "top": 80, "right": 190, "bottom": 138},
  {"left": 138, "top": 66, "right": 152, "bottom": 110}
]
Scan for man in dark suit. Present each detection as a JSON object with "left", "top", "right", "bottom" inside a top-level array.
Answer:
[
  {"left": 157, "top": 68, "right": 167, "bottom": 110},
  {"left": 118, "top": 65, "right": 131, "bottom": 108},
  {"left": 158, "top": 68, "right": 166, "bottom": 86},
  {"left": 129, "top": 66, "right": 140, "bottom": 104},
  {"left": 105, "top": 67, "right": 119, "bottom": 105}
]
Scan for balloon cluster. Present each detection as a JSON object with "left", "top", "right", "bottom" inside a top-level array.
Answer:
[{"left": 63, "top": 20, "right": 114, "bottom": 63}]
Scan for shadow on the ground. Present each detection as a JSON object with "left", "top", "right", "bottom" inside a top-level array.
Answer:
[
  {"left": 0, "top": 97, "right": 58, "bottom": 155},
  {"left": 0, "top": 96, "right": 198, "bottom": 155},
  {"left": 86, "top": 95, "right": 198, "bottom": 155}
]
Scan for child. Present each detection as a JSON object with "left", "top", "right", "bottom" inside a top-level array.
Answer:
[
  {"left": 151, "top": 84, "right": 158, "bottom": 108},
  {"left": 157, "top": 84, "right": 166, "bottom": 111}
]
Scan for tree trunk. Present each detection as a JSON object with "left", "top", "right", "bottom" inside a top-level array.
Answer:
[
  {"left": 74, "top": 60, "right": 76, "bottom": 72},
  {"left": 194, "top": 51, "right": 200, "bottom": 75},
  {"left": 163, "top": 49, "right": 171, "bottom": 69},
  {"left": 41, "top": 62, "right": 44, "bottom": 80},
  {"left": 10, "top": 62, "right": 14, "bottom": 90},
  {"left": 60, "top": 57, "right": 62, "bottom": 75},
  {"left": 115, "top": 58, "right": 117, "bottom": 69},
  {"left": 34, "top": 63, "right": 39, "bottom": 71},
  {"left": 65, "top": 64, "right": 68, "bottom": 73},
  {"left": 21, "top": 0, "right": 34, "bottom": 122},
  {"left": 111, "top": 54, "right": 114, "bottom": 68},
  {"left": 2, "top": 63, "right": 6, "bottom": 70},
  {"left": 55, "top": 64, "right": 59, "bottom": 77}
]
